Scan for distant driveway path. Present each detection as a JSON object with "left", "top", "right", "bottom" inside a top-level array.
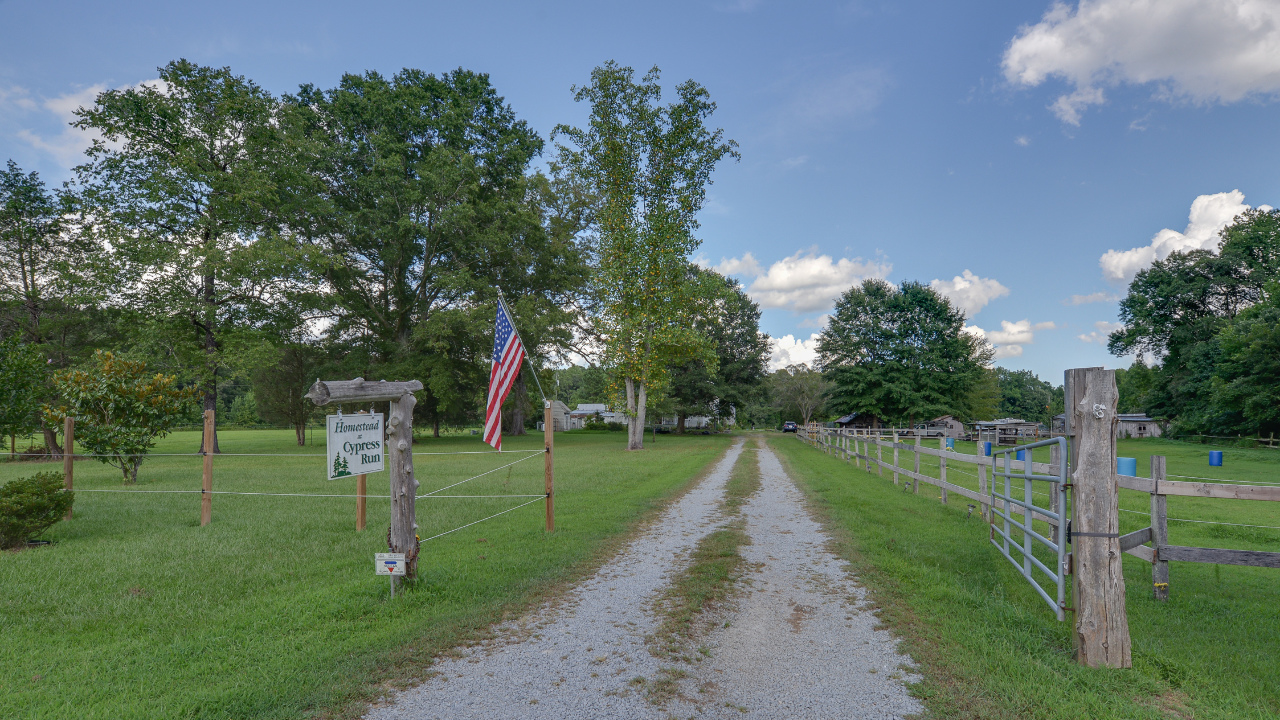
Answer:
[{"left": 364, "top": 439, "right": 921, "bottom": 720}]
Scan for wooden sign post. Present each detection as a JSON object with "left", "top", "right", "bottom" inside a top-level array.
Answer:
[
  {"left": 1066, "top": 367, "right": 1132, "bottom": 668},
  {"left": 308, "top": 378, "right": 424, "bottom": 577}
]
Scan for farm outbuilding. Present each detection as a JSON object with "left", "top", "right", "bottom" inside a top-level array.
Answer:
[
  {"left": 920, "top": 415, "right": 965, "bottom": 439},
  {"left": 1117, "top": 413, "right": 1161, "bottom": 438},
  {"left": 974, "top": 418, "right": 1040, "bottom": 445},
  {"left": 834, "top": 412, "right": 875, "bottom": 429}
]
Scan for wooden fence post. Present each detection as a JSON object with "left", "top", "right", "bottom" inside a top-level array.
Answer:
[
  {"left": 63, "top": 417, "right": 75, "bottom": 520},
  {"left": 977, "top": 446, "right": 989, "bottom": 521},
  {"left": 201, "top": 409, "right": 214, "bottom": 527},
  {"left": 545, "top": 401, "right": 554, "bottom": 533},
  {"left": 1151, "top": 455, "right": 1169, "bottom": 601},
  {"left": 356, "top": 474, "right": 367, "bottom": 531},
  {"left": 877, "top": 435, "right": 884, "bottom": 478},
  {"left": 1068, "top": 367, "right": 1131, "bottom": 668},
  {"left": 913, "top": 436, "right": 920, "bottom": 494},
  {"left": 939, "top": 439, "right": 948, "bottom": 504},
  {"left": 892, "top": 432, "right": 900, "bottom": 485}
]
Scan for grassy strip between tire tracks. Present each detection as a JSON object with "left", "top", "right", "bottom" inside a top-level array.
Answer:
[
  {"left": 770, "top": 433, "right": 1280, "bottom": 720},
  {"left": 644, "top": 439, "right": 761, "bottom": 703},
  {"left": 0, "top": 429, "right": 734, "bottom": 719}
]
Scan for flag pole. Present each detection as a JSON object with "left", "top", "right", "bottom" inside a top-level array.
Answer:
[{"left": 496, "top": 289, "right": 555, "bottom": 533}]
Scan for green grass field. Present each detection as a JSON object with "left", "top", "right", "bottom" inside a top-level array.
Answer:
[
  {"left": 774, "top": 433, "right": 1280, "bottom": 719},
  {"left": 0, "top": 429, "right": 732, "bottom": 719}
]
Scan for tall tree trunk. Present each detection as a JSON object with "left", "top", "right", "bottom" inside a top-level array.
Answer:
[
  {"left": 433, "top": 417, "right": 440, "bottom": 438},
  {"left": 677, "top": 412, "right": 686, "bottom": 434},
  {"left": 198, "top": 272, "right": 220, "bottom": 454},
  {"left": 625, "top": 377, "right": 643, "bottom": 451},
  {"left": 294, "top": 422, "right": 305, "bottom": 447},
  {"left": 507, "top": 375, "right": 528, "bottom": 436},
  {"left": 43, "top": 423, "right": 63, "bottom": 460}
]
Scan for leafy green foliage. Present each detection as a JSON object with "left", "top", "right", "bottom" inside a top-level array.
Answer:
[
  {"left": 0, "top": 471, "right": 72, "bottom": 549},
  {"left": 554, "top": 62, "right": 738, "bottom": 449},
  {"left": 995, "top": 368, "right": 1055, "bottom": 424},
  {"left": 44, "top": 351, "right": 198, "bottom": 483},
  {"left": 1110, "top": 209, "right": 1280, "bottom": 434},
  {"left": 0, "top": 336, "right": 46, "bottom": 442},
  {"left": 819, "top": 279, "right": 993, "bottom": 425},
  {"left": 770, "top": 364, "right": 830, "bottom": 425},
  {"left": 668, "top": 273, "right": 770, "bottom": 427}
]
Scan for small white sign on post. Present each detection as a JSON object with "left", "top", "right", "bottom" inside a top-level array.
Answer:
[
  {"left": 375, "top": 552, "right": 407, "bottom": 576},
  {"left": 326, "top": 413, "right": 385, "bottom": 480}
]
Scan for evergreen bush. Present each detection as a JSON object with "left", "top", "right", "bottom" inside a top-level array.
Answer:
[{"left": 0, "top": 471, "right": 73, "bottom": 549}]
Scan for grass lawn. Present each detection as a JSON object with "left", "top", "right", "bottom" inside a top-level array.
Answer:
[
  {"left": 771, "top": 433, "right": 1280, "bottom": 720},
  {"left": 0, "top": 428, "right": 732, "bottom": 719}
]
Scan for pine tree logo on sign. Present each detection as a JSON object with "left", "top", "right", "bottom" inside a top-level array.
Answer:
[{"left": 326, "top": 413, "right": 385, "bottom": 480}]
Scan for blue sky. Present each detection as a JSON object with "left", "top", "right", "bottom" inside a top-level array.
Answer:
[{"left": 3, "top": 0, "right": 1278, "bottom": 384}]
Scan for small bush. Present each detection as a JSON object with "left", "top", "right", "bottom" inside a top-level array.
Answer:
[
  {"left": 584, "top": 421, "right": 626, "bottom": 432},
  {"left": 0, "top": 471, "right": 74, "bottom": 549}
]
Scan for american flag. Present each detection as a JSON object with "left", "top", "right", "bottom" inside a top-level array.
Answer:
[{"left": 483, "top": 300, "right": 526, "bottom": 450}]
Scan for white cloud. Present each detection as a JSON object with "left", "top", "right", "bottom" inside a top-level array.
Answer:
[
  {"left": 769, "top": 333, "right": 821, "bottom": 370},
  {"left": 1003, "top": 0, "right": 1280, "bottom": 124},
  {"left": 11, "top": 79, "right": 166, "bottom": 169},
  {"left": 930, "top": 270, "right": 1010, "bottom": 317},
  {"left": 14, "top": 84, "right": 108, "bottom": 168},
  {"left": 712, "top": 248, "right": 892, "bottom": 312},
  {"left": 1015, "top": 135, "right": 1031, "bottom": 146},
  {"left": 1066, "top": 291, "right": 1121, "bottom": 305},
  {"left": 966, "top": 319, "right": 1055, "bottom": 359},
  {"left": 1099, "top": 190, "right": 1270, "bottom": 283},
  {"left": 1079, "top": 320, "right": 1126, "bottom": 343},
  {"left": 797, "top": 313, "right": 831, "bottom": 329}
]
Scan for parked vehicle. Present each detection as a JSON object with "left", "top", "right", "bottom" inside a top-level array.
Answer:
[{"left": 782, "top": 421, "right": 798, "bottom": 433}]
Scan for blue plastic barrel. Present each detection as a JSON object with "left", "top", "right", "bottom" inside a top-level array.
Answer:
[
  {"left": 1209, "top": 450, "right": 1224, "bottom": 467},
  {"left": 982, "top": 441, "right": 992, "bottom": 456},
  {"left": 1016, "top": 449, "right": 1026, "bottom": 461},
  {"left": 945, "top": 438, "right": 955, "bottom": 449},
  {"left": 1117, "top": 457, "right": 1137, "bottom": 477}
]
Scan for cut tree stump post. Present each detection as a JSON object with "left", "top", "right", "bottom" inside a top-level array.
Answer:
[
  {"left": 63, "top": 416, "right": 74, "bottom": 520},
  {"left": 545, "top": 401, "right": 554, "bottom": 532},
  {"left": 356, "top": 474, "right": 367, "bottom": 531},
  {"left": 201, "top": 409, "right": 214, "bottom": 526},
  {"left": 307, "top": 378, "right": 424, "bottom": 578},
  {"left": 1151, "top": 455, "right": 1169, "bottom": 601},
  {"left": 1067, "top": 367, "right": 1131, "bottom": 668}
]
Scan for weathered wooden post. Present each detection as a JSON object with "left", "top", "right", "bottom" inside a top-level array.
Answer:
[
  {"left": 201, "top": 409, "right": 214, "bottom": 526},
  {"left": 939, "top": 440, "right": 948, "bottom": 505},
  {"left": 1066, "top": 367, "right": 1131, "bottom": 668},
  {"left": 892, "top": 432, "right": 900, "bottom": 485},
  {"left": 63, "top": 416, "right": 75, "bottom": 520},
  {"left": 545, "top": 401, "right": 554, "bottom": 532},
  {"left": 308, "top": 378, "right": 424, "bottom": 577},
  {"left": 1151, "top": 455, "right": 1169, "bottom": 601},
  {"left": 913, "top": 435, "right": 921, "bottom": 494},
  {"left": 876, "top": 435, "right": 883, "bottom": 478}
]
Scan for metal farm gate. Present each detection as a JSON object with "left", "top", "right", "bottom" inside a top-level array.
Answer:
[{"left": 989, "top": 437, "right": 1070, "bottom": 621}]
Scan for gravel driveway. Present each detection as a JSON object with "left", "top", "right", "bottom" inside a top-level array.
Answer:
[{"left": 364, "top": 439, "right": 921, "bottom": 720}]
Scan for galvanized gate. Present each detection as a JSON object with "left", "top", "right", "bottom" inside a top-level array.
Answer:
[{"left": 989, "top": 437, "right": 1070, "bottom": 621}]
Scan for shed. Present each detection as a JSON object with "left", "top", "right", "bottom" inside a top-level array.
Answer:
[
  {"left": 974, "top": 418, "right": 1040, "bottom": 445},
  {"left": 1117, "top": 413, "right": 1161, "bottom": 439},
  {"left": 921, "top": 415, "right": 965, "bottom": 439},
  {"left": 834, "top": 412, "right": 874, "bottom": 429}
]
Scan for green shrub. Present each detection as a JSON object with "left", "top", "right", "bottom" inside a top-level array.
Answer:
[
  {"left": 583, "top": 421, "right": 626, "bottom": 432},
  {"left": 0, "top": 471, "right": 73, "bottom": 549}
]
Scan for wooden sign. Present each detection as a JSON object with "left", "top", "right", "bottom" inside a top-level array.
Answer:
[{"left": 326, "top": 413, "right": 385, "bottom": 480}]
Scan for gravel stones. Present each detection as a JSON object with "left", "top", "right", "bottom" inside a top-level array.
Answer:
[{"left": 363, "top": 440, "right": 922, "bottom": 719}]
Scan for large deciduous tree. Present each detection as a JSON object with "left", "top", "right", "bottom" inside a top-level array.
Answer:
[
  {"left": 819, "top": 279, "right": 992, "bottom": 426},
  {"left": 554, "top": 62, "right": 738, "bottom": 450},
  {"left": 73, "top": 60, "right": 307, "bottom": 452},
  {"left": 668, "top": 271, "right": 769, "bottom": 430},
  {"left": 771, "top": 364, "right": 829, "bottom": 426}
]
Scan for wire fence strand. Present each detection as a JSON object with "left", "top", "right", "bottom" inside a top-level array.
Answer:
[
  {"left": 418, "top": 496, "right": 546, "bottom": 543},
  {"left": 418, "top": 451, "right": 545, "bottom": 497}
]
